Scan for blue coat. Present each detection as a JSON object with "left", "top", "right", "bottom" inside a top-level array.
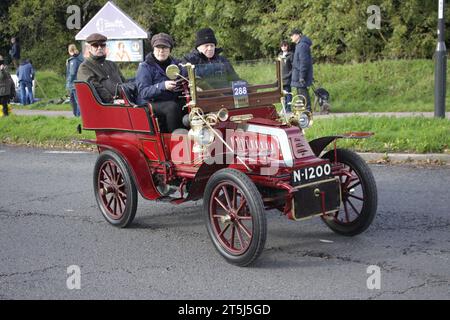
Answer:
[
  {"left": 291, "top": 36, "right": 313, "bottom": 88},
  {"left": 136, "top": 54, "right": 182, "bottom": 105},
  {"left": 66, "top": 54, "right": 84, "bottom": 90},
  {"left": 16, "top": 60, "right": 35, "bottom": 84}
]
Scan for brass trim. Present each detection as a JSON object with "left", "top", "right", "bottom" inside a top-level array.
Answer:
[
  {"left": 292, "top": 177, "right": 339, "bottom": 190},
  {"left": 294, "top": 210, "right": 339, "bottom": 222},
  {"left": 229, "top": 114, "right": 254, "bottom": 123}
]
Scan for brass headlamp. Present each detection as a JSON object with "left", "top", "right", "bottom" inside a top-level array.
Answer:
[
  {"left": 288, "top": 95, "right": 313, "bottom": 129},
  {"left": 188, "top": 107, "right": 229, "bottom": 153}
]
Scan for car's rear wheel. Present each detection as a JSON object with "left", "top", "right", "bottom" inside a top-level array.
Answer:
[
  {"left": 321, "top": 148, "right": 377, "bottom": 236},
  {"left": 204, "top": 169, "right": 267, "bottom": 266},
  {"left": 93, "top": 150, "right": 138, "bottom": 228}
]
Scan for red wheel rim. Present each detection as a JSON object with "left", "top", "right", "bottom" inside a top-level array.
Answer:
[
  {"left": 97, "top": 160, "right": 128, "bottom": 220},
  {"left": 209, "top": 181, "right": 253, "bottom": 255},
  {"left": 334, "top": 164, "right": 365, "bottom": 224}
]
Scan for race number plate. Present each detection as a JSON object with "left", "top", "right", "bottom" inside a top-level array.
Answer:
[
  {"left": 292, "top": 163, "right": 332, "bottom": 185},
  {"left": 232, "top": 80, "right": 249, "bottom": 108}
]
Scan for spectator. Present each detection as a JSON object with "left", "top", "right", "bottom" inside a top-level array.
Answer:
[
  {"left": 9, "top": 37, "right": 21, "bottom": 69},
  {"left": 278, "top": 40, "right": 293, "bottom": 111},
  {"left": 77, "top": 33, "right": 125, "bottom": 103},
  {"left": 136, "top": 33, "right": 185, "bottom": 133},
  {"left": 0, "top": 55, "right": 16, "bottom": 116},
  {"left": 17, "top": 58, "right": 35, "bottom": 105},
  {"left": 290, "top": 28, "right": 313, "bottom": 111},
  {"left": 66, "top": 44, "right": 84, "bottom": 117},
  {"left": 182, "top": 27, "right": 239, "bottom": 88}
]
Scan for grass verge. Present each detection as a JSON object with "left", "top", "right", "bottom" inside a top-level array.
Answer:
[
  {"left": 306, "top": 116, "right": 450, "bottom": 154},
  {"left": 32, "top": 59, "right": 450, "bottom": 112},
  {"left": 0, "top": 115, "right": 95, "bottom": 149},
  {"left": 0, "top": 115, "right": 448, "bottom": 154}
]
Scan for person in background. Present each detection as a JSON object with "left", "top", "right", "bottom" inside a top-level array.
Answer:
[
  {"left": 135, "top": 33, "right": 185, "bottom": 133},
  {"left": 0, "top": 55, "right": 16, "bottom": 116},
  {"left": 77, "top": 33, "right": 125, "bottom": 103},
  {"left": 290, "top": 28, "right": 313, "bottom": 112},
  {"left": 278, "top": 40, "right": 293, "bottom": 112},
  {"left": 66, "top": 44, "right": 84, "bottom": 117},
  {"left": 9, "top": 37, "right": 21, "bottom": 69},
  {"left": 17, "top": 58, "right": 35, "bottom": 105}
]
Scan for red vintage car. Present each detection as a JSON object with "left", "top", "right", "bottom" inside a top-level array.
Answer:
[{"left": 75, "top": 59, "right": 377, "bottom": 266}]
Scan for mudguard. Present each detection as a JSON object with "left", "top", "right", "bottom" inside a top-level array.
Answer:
[
  {"left": 81, "top": 134, "right": 161, "bottom": 201},
  {"left": 309, "top": 132, "right": 374, "bottom": 157},
  {"left": 183, "top": 152, "right": 238, "bottom": 201}
]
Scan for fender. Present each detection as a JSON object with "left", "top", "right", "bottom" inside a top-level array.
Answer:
[
  {"left": 309, "top": 132, "right": 374, "bottom": 157},
  {"left": 80, "top": 133, "right": 161, "bottom": 201}
]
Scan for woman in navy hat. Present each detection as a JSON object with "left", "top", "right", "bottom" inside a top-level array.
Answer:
[{"left": 135, "top": 33, "right": 185, "bottom": 133}]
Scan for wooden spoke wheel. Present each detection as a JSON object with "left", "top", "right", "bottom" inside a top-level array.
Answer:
[
  {"left": 94, "top": 151, "right": 137, "bottom": 228},
  {"left": 322, "top": 149, "right": 377, "bottom": 236},
  {"left": 204, "top": 169, "right": 266, "bottom": 266}
]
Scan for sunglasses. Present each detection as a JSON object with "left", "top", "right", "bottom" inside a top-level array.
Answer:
[{"left": 91, "top": 43, "right": 107, "bottom": 48}]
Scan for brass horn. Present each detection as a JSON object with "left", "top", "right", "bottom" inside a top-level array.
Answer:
[{"left": 204, "top": 108, "right": 229, "bottom": 126}]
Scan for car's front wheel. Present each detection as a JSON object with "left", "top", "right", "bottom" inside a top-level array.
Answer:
[
  {"left": 204, "top": 168, "right": 267, "bottom": 266},
  {"left": 321, "top": 148, "right": 377, "bottom": 236}
]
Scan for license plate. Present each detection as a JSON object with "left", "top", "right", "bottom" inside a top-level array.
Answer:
[{"left": 292, "top": 163, "right": 332, "bottom": 185}]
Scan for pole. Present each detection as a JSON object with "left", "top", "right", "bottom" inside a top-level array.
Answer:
[{"left": 435, "top": 0, "right": 447, "bottom": 118}]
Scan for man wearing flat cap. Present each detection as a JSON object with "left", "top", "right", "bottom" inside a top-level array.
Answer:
[
  {"left": 290, "top": 28, "right": 313, "bottom": 111},
  {"left": 77, "top": 33, "right": 125, "bottom": 103},
  {"left": 182, "top": 27, "right": 239, "bottom": 88}
]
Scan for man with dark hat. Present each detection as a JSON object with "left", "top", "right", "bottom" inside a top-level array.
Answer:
[
  {"left": 182, "top": 27, "right": 239, "bottom": 88},
  {"left": 77, "top": 33, "right": 125, "bottom": 103},
  {"left": 290, "top": 28, "right": 313, "bottom": 111}
]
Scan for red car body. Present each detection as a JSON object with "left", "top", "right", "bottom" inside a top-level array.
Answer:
[{"left": 75, "top": 60, "right": 377, "bottom": 266}]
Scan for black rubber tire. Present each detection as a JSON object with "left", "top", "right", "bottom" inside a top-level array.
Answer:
[
  {"left": 321, "top": 148, "right": 377, "bottom": 236},
  {"left": 93, "top": 150, "right": 138, "bottom": 228},
  {"left": 203, "top": 168, "right": 267, "bottom": 267}
]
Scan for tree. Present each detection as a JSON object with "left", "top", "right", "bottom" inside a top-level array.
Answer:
[{"left": 1, "top": 0, "right": 447, "bottom": 70}]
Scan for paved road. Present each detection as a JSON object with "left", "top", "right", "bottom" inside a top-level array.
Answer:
[{"left": 0, "top": 145, "right": 449, "bottom": 299}]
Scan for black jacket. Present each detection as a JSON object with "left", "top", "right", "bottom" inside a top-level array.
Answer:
[
  {"left": 9, "top": 43, "right": 20, "bottom": 60},
  {"left": 279, "top": 51, "right": 293, "bottom": 86},
  {"left": 182, "top": 48, "right": 240, "bottom": 88},
  {"left": 0, "top": 67, "right": 15, "bottom": 97}
]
